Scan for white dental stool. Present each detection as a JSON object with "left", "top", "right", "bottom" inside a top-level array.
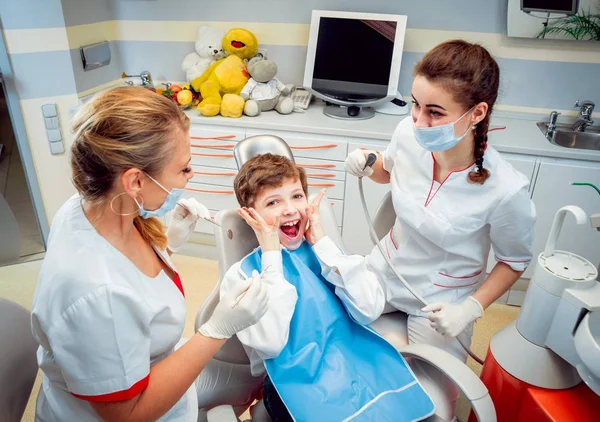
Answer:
[
  {"left": 0, "top": 299, "right": 39, "bottom": 422},
  {"left": 194, "top": 136, "right": 496, "bottom": 422}
]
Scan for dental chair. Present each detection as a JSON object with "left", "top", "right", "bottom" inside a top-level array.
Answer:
[
  {"left": 0, "top": 298, "right": 39, "bottom": 422},
  {"left": 194, "top": 135, "right": 496, "bottom": 422}
]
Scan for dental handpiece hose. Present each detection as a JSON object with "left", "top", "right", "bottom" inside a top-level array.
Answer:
[{"left": 359, "top": 153, "right": 484, "bottom": 365}]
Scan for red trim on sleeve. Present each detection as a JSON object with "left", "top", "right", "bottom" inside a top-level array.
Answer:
[
  {"left": 72, "top": 374, "right": 150, "bottom": 403},
  {"left": 172, "top": 273, "right": 185, "bottom": 297}
]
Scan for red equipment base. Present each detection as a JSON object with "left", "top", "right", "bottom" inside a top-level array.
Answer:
[{"left": 468, "top": 349, "right": 600, "bottom": 422}]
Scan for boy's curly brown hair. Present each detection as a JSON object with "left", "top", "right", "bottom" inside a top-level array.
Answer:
[{"left": 233, "top": 153, "right": 308, "bottom": 208}]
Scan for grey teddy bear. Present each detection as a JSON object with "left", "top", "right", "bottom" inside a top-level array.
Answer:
[{"left": 240, "top": 56, "right": 294, "bottom": 117}]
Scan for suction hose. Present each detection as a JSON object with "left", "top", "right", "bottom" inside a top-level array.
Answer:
[{"left": 358, "top": 153, "right": 484, "bottom": 365}]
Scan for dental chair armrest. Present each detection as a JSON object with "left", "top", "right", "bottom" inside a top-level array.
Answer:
[{"left": 400, "top": 344, "right": 496, "bottom": 422}]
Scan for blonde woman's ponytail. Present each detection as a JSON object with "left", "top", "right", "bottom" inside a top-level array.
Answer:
[{"left": 134, "top": 216, "right": 168, "bottom": 250}]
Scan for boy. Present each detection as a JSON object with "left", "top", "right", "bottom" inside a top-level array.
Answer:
[{"left": 220, "top": 153, "right": 434, "bottom": 422}]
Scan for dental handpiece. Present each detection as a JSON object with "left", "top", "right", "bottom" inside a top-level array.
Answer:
[{"left": 363, "top": 152, "right": 378, "bottom": 171}]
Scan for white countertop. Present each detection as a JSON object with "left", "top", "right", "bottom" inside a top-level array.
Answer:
[{"left": 186, "top": 101, "right": 600, "bottom": 162}]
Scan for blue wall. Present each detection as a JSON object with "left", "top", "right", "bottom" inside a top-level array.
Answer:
[{"left": 1, "top": 0, "right": 598, "bottom": 111}]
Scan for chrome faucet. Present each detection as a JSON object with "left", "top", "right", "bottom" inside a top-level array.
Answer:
[
  {"left": 139, "top": 71, "right": 153, "bottom": 87},
  {"left": 545, "top": 111, "right": 560, "bottom": 140},
  {"left": 121, "top": 71, "right": 154, "bottom": 89},
  {"left": 572, "top": 100, "right": 595, "bottom": 132},
  {"left": 548, "top": 111, "right": 560, "bottom": 131}
]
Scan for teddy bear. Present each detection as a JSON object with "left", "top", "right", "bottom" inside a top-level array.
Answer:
[
  {"left": 191, "top": 28, "right": 258, "bottom": 118},
  {"left": 181, "top": 25, "right": 226, "bottom": 83},
  {"left": 240, "top": 56, "right": 294, "bottom": 117}
]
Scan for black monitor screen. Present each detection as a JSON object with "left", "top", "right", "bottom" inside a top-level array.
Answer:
[
  {"left": 521, "top": 0, "right": 577, "bottom": 13},
  {"left": 312, "top": 17, "right": 396, "bottom": 99}
]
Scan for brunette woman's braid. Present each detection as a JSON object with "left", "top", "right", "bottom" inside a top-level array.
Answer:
[
  {"left": 414, "top": 40, "right": 499, "bottom": 185},
  {"left": 468, "top": 116, "right": 491, "bottom": 184}
]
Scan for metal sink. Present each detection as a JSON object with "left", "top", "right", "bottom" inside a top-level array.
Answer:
[{"left": 536, "top": 122, "right": 600, "bottom": 151}]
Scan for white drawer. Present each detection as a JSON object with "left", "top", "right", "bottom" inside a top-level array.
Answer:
[
  {"left": 296, "top": 157, "right": 346, "bottom": 173},
  {"left": 303, "top": 167, "right": 345, "bottom": 182},
  {"left": 245, "top": 130, "right": 348, "bottom": 161},
  {"left": 184, "top": 182, "right": 239, "bottom": 212},
  {"left": 189, "top": 126, "right": 245, "bottom": 142},
  {"left": 307, "top": 178, "right": 344, "bottom": 200},
  {"left": 327, "top": 198, "right": 344, "bottom": 225},
  {"left": 347, "top": 140, "right": 388, "bottom": 153},
  {"left": 191, "top": 165, "right": 237, "bottom": 187},
  {"left": 191, "top": 148, "right": 238, "bottom": 169},
  {"left": 190, "top": 164, "right": 344, "bottom": 187}
]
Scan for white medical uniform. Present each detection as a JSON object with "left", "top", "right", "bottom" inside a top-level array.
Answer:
[
  {"left": 372, "top": 116, "right": 535, "bottom": 319},
  {"left": 31, "top": 195, "right": 197, "bottom": 422},
  {"left": 338, "top": 116, "right": 536, "bottom": 420},
  {"left": 332, "top": 117, "right": 535, "bottom": 359},
  {"left": 219, "top": 243, "right": 385, "bottom": 377}
]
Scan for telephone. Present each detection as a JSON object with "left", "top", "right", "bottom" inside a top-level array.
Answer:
[{"left": 291, "top": 87, "right": 313, "bottom": 111}]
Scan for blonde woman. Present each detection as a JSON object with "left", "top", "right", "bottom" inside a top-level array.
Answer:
[{"left": 31, "top": 87, "right": 269, "bottom": 421}]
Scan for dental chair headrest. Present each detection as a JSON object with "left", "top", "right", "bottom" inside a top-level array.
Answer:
[{"left": 234, "top": 135, "right": 295, "bottom": 169}]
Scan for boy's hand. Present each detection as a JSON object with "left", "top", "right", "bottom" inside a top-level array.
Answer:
[
  {"left": 305, "top": 189, "right": 326, "bottom": 246},
  {"left": 238, "top": 207, "right": 281, "bottom": 252}
]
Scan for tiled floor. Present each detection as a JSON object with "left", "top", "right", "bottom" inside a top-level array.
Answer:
[{"left": 0, "top": 88, "right": 45, "bottom": 264}]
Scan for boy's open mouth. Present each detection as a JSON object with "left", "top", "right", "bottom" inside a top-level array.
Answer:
[{"left": 280, "top": 219, "right": 301, "bottom": 240}]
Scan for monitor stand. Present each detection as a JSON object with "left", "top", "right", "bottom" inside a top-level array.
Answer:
[{"left": 323, "top": 105, "right": 375, "bottom": 120}]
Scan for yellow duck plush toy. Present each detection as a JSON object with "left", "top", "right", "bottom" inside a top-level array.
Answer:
[{"left": 191, "top": 28, "right": 258, "bottom": 117}]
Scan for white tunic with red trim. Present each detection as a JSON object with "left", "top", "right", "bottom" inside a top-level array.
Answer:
[
  {"left": 31, "top": 195, "right": 197, "bottom": 421},
  {"left": 365, "top": 116, "right": 536, "bottom": 316}
]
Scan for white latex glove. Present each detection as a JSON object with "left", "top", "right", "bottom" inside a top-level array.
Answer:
[
  {"left": 421, "top": 296, "right": 484, "bottom": 337},
  {"left": 198, "top": 270, "right": 269, "bottom": 339},
  {"left": 344, "top": 149, "right": 375, "bottom": 177},
  {"left": 166, "top": 198, "right": 210, "bottom": 252}
]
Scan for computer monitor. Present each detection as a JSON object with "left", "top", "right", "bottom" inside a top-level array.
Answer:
[
  {"left": 520, "top": 0, "right": 579, "bottom": 15},
  {"left": 303, "top": 10, "right": 407, "bottom": 120}
]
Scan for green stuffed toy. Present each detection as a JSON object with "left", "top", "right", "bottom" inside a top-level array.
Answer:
[{"left": 191, "top": 28, "right": 258, "bottom": 118}]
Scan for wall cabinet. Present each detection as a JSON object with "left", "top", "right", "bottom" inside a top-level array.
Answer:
[
  {"left": 483, "top": 156, "right": 600, "bottom": 281},
  {"left": 527, "top": 158, "right": 600, "bottom": 278},
  {"left": 178, "top": 126, "right": 352, "bottom": 236},
  {"left": 181, "top": 125, "right": 244, "bottom": 235}
]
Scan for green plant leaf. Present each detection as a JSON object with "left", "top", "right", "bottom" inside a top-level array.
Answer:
[{"left": 537, "top": 8, "right": 600, "bottom": 40}]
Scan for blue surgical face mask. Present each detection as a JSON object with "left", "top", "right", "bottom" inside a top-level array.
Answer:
[
  {"left": 135, "top": 173, "right": 185, "bottom": 219},
  {"left": 412, "top": 107, "right": 475, "bottom": 152}
]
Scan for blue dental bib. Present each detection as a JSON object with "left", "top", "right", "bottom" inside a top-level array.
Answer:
[{"left": 240, "top": 241, "right": 435, "bottom": 421}]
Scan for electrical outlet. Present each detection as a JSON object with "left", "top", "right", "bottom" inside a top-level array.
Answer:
[{"left": 257, "top": 48, "right": 268, "bottom": 59}]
